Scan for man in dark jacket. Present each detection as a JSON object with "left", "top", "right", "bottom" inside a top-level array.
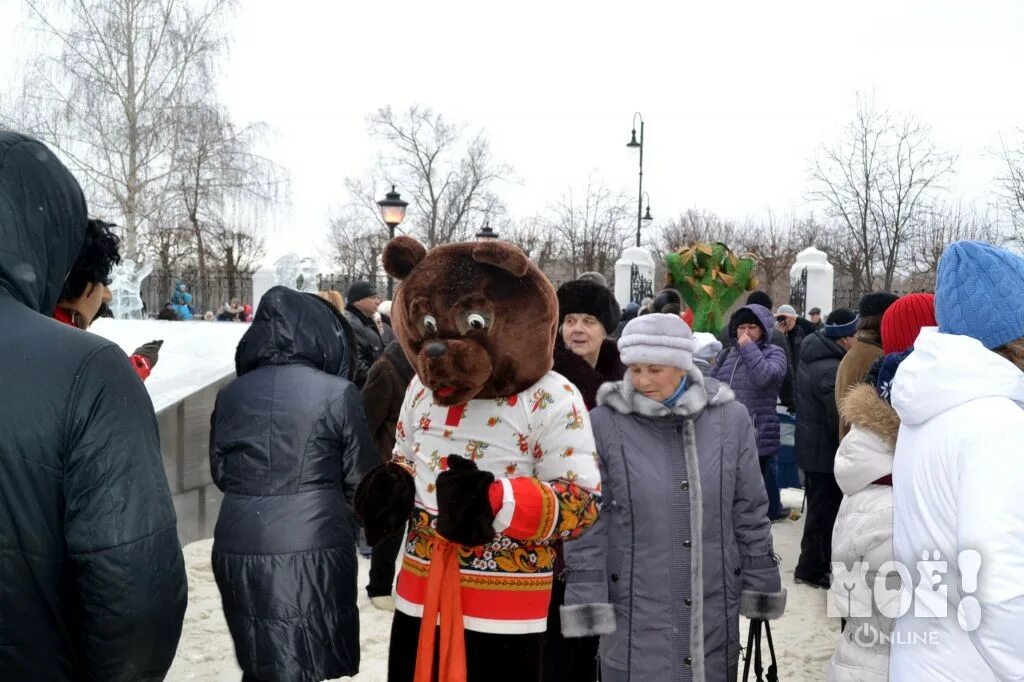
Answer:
[
  {"left": 0, "top": 131, "right": 187, "bottom": 679},
  {"left": 361, "top": 340, "right": 416, "bottom": 610},
  {"left": 774, "top": 304, "right": 808, "bottom": 409},
  {"left": 794, "top": 308, "right": 858, "bottom": 589},
  {"left": 344, "top": 280, "right": 385, "bottom": 387},
  {"left": 711, "top": 303, "right": 789, "bottom": 521},
  {"left": 211, "top": 286, "right": 377, "bottom": 681}
]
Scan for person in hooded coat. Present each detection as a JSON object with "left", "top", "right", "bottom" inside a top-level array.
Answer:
[
  {"left": 719, "top": 291, "right": 795, "bottom": 408},
  {"left": 0, "top": 131, "right": 187, "bottom": 679},
  {"left": 561, "top": 314, "right": 785, "bottom": 682},
  {"left": 826, "top": 294, "right": 936, "bottom": 682},
  {"left": 210, "top": 285, "right": 377, "bottom": 682},
  {"left": 889, "top": 241, "right": 1024, "bottom": 681},
  {"left": 711, "top": 303, "right": 789, "bottom": 520}
]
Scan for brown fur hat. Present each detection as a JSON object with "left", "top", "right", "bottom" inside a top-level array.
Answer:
[{"left": 383, "top": 236, "right": 558, "bottom": 406}]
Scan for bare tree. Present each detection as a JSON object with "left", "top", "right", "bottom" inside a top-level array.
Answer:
[
  {"left": 169, "top": 102, "right": 285, "bottom": 303},
  {"left": 327, "top": 208, "right": 388, "bottom": 284},
  {"left": 738, "top": 210, "right": 802, "bottom": 305},
  {"left": 809, "top": 95, "right": 955, "bottom": 291},
  {"left": 366, "top": 105, "right": 511, "bottom": 247},
  {"left": 546, "top": 179, "right": 631, "bottom": 280},
  {"left": 909, "top": 200, "right": 1001, "bottom": 284},
  {"left": 655, "top": 208, "right": 741, "bottom": 250},
  {"left": 15, "top": 0, "right": 234, "bottom": 260},
  {"left": 997, "top": 134, "right": 1024, "bottom": 243},
  {"left": 501, "top": 217, "right": 560, "bottom": 273}
]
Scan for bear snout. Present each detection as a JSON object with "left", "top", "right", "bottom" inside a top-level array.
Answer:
[
  {"left": 417, "top": 339, "right": 494, "bottom": 403},
  {"left": 425, "top": 342, "right": 448, "bottom": 358}
]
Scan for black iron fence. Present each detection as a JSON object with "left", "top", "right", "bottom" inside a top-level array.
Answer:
[
  {"left": 833, "top": 289, "right": 925, "bottom": 312},
  {"left": 141, "top": 270, "right": 253, "bottom": 318},
  {"left": 316, "top": 274, "right": 389, "bottom": 301}
]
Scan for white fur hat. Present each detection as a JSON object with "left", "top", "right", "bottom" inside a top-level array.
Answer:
[
  {"left": 692, "top": 332, "right": 723, "bottom": 362},
  {"left": 618, "top": 313, "right": 696, "bottom": 370}
]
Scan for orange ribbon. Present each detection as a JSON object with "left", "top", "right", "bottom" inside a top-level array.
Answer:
[{"left": 413, "top": 538, "right": 467, "bottom": 682}]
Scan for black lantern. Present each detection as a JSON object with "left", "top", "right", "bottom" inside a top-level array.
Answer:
[
  {"left": 377, "top": 185, "right": 408, "bottom": 232},
  {"left": 626, "top": 112, "right": 646, "bottom": 246},
  {"left": 476, "top": 223, "right": 499, "bottom": 240},
  {"left": 377, "top": 185, "right": 409, "bottom": 298}
]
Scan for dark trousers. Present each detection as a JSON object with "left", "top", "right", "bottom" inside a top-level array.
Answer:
[
  {"left": 795, "top": 470, "right": 844, "bottom": 581},
  {"left": 759, "top": 455, "right": 783, "bottom": 518},
  {"left": 542, "top": 579, "right": 600, "bottom": 682},
  {"left": 368, "top": 527, "right": 405, "bottom": 598},
  {"left": 388, "top": 610, "right": 545, "bottom": 682}
]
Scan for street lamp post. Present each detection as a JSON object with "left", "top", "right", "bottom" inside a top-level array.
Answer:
[
  {"left": 476, "top": 222, "right": 500, "bottom": 240},
  {"left": 626, "top": 113, "right": 647, "bottom": 247},
  {"left": 377, "top": 185, "right": 409, "bottom": 298}
]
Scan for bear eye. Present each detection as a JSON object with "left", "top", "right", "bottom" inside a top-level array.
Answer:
[
  {"left": 457, "top": 311, "right": 492, "bottom": 335},
  {"left": 422, "top": 315, "right": 438, "bottom": 333}
]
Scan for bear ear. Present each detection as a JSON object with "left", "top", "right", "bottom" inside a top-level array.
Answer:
[
  {"left": 472, "top": 241, "right": 530, "bottom": 278},
  {"left": 383, "top": 236, "right": 427, "bottom": 280}
]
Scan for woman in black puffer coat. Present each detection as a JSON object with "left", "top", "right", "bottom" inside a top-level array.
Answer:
[{"left": 211, "top": 285, "right": 377, "bottom": 682}]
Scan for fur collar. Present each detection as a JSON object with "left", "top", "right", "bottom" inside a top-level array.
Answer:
[
  {"left": 553, "top": 337, "right": 625, "bottom": 409},
  {"left": 839, "top": 383, "right": 900, "bottom": 447},
  {"left": 855, "top": 329, "right": 882, "bottom": 348},
  {"left": 597, "top": 368, "right": 735, "bottom": 418}
]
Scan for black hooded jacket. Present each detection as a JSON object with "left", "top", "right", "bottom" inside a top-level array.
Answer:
[
  {"left": 794, "top": 330, "right": 847, "bottom": 473},
  {"left": 210, "top": 286, "right": 376, "bottom": 682},
  {"left": 0, "top": 132, "right": 187, "bottom": 679},
  {"left": 343, "top": 303, "right": 384, "bottom": 388}
]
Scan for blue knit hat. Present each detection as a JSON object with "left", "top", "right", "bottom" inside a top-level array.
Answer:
[{"left": 936, "top": 241, "right": 1024, "bottom": 350}]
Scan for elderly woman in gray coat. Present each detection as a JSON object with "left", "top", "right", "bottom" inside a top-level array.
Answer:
[{"left": 561, "top": 314, "right": 786, "bottom": 681}]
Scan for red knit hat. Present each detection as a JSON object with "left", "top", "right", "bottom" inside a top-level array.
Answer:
[{"left": 881, "top": 293, "right": 937, "bottom": 354}]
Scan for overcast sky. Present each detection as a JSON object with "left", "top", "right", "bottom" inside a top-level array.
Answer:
[{"left": 3, "top": 0, "right": 1023, "bottom": 262}]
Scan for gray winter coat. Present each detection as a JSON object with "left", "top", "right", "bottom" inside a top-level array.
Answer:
[
  {"left": 561, "top": 370, "right": 785, "bottom": 682},
  {"left": 711, "top": 304, "right": 788, "bottom": 458}
]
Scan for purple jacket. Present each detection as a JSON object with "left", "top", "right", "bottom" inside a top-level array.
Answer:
[{"left": 711, "top": 304, "right": 788, "bottom": 458}]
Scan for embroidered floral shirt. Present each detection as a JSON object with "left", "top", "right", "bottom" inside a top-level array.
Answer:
[{"left": 392, "top": 371, "right": 602, "bottom": 634}]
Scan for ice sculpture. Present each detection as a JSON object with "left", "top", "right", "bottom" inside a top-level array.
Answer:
[
  {"left": 108, "top": 259, "right": 153, "bottom": 319},
  {"left": 297, "top": 257, "right": 321, "bottom": 293},
  {"left": 273, "top": 253, "right": 301, "bottom": 289},
  {"left": 272, "top": 253, "right": 321, "bottom": 293}
]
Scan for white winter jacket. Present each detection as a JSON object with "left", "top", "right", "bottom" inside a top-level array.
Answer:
[
  {"left": 827, "top": 384, "right": 900, "bottom": 682},
  {"left": 890, "top": 329, "right": 1024, "bottom": 681}
]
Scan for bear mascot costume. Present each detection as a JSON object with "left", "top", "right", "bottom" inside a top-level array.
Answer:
[{"left": 355, "top": 236, "right": 603, "bottom": 682}]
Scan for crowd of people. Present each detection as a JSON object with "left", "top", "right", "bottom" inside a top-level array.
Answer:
[
  {"left": 3, "top": 129, "right": 1023, "bottom": 682},
  {"left": 156, "top": 286, "right": 255, "bottom": 323}
]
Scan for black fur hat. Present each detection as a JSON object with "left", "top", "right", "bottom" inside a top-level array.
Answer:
[
  {"left": 557, "top": 279, "right": 620, "bottom": 335},
  {"left": 858, "top": 291, "right": 899, "bottom": 318}
]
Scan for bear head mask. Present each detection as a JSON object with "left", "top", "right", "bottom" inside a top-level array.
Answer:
[{"left": 383, "top": 236, "right": 558, "bottom": 406}]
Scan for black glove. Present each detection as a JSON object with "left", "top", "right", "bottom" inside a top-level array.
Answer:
[
  {"left": 355, "top": 463, "right": 416, "bottom": 547},
  {"left": 132, "top": 340, "right": 163, "bottom": 368},
  {"left": 436, "top": 455, "right": 497, "bottom": 547}
]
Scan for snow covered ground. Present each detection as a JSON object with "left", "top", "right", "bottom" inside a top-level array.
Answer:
[
  {"left": 168, "top": 489, "right": 837, "bottom": 681},
  {"left": 89, "top": 318, "right": 249, "bottom": 413}
]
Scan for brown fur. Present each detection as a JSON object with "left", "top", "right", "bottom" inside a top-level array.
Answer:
[
  {"left": 383, "top": 237, "right": 557, "bottom": 406},
  {"left": 316, "top": 290, "right": 345, "bottom": 313},
  {"left": 839, "top": 383, "right": 901, "bottom": 447}
]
